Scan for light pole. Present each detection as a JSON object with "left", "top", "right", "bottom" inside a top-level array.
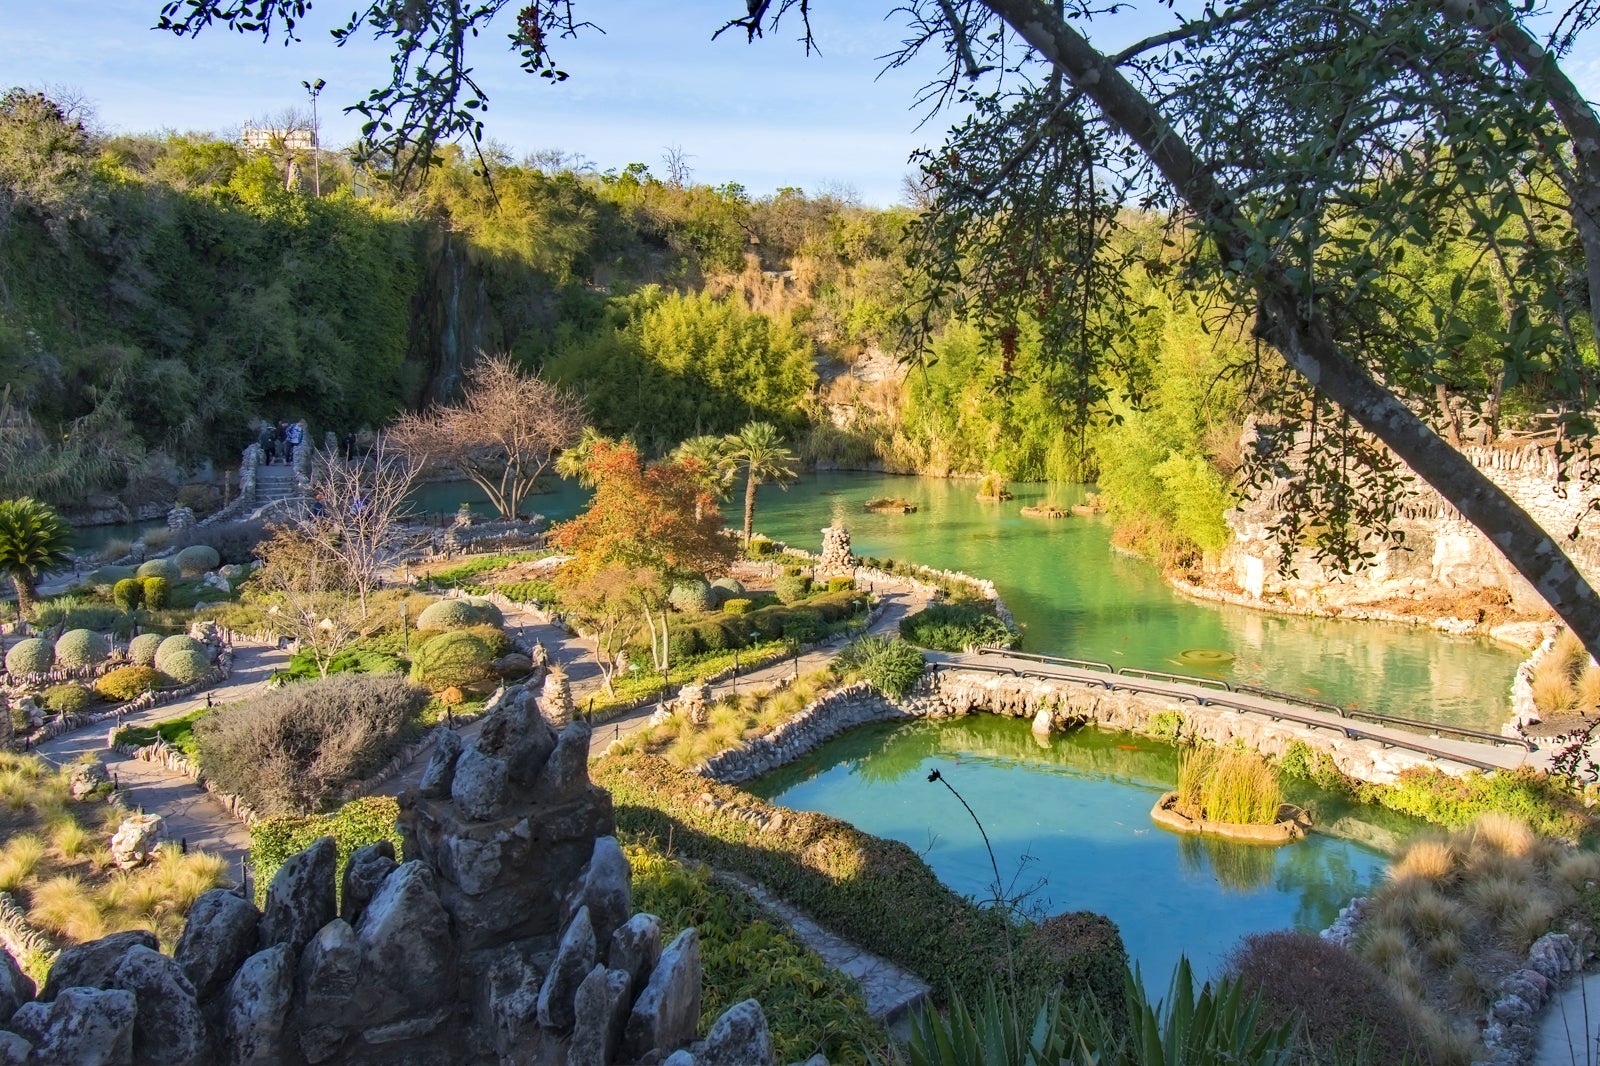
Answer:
[{"left": 301, "top": 78, "right": 325, "bottom": 197}]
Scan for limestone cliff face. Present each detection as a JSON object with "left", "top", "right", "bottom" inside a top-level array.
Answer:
[{"left": 1218, "top": 435, "right": 1598, "bottom": 618}]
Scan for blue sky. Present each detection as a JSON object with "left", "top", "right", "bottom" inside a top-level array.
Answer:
[
  {"left": 0, "top": 0, "right": 1168, "bottom": 206},
  {"left": 3, "top": 2, "right": 1597, "bottom": 207}
]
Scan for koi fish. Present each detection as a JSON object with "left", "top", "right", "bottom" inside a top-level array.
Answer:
[{"left": 1117, "top": 744, "right": 1142, "bottom": 752}]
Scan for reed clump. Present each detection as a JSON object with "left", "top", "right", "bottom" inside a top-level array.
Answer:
[
  {"left": 1174, "top": 745, "right": 1282, "bottom": 826},
  {"left": 1530, "top": 629, "right": 1600, "bottom": 717}
]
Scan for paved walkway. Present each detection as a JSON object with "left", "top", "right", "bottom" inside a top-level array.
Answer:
[
  {"left": 1537, "top": 972, "right": 1600, "bottom": 1066},
  {"left": 32, "top": 644, "right": 289, "bottom": 879}
]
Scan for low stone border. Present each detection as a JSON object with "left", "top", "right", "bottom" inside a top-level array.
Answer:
[
  {"left": 694, "top": 682, "right": 907, "bottom": 784},
  {"left": 0, "top": 892, "right": 56, "bottom": 969},
  {"left": 1148, "top": 792, "right": 1305, "bottom": 843},
  {"left": 15, "top": 647, "right": 233, "bottom": 751},
  {"left": 114, "top": 738, "right": 263, "bottom": 827}
]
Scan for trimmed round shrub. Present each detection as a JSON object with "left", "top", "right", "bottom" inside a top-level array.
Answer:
[
  {"left": 129, "top": 633, "right": 163, "bottom": 667},
  {"left": 826, "top": 576, "right": 856, "bottom": 593},
  {"left": 154, "top": 635, "right": 209, "bottom": 675},
  {"left": 463, "top": 597, "right": 504, "bottom": 628},
  {"left": 667, "top": 627, "right": 702, "bottom": 660},
  {"left": 722, "top": 598, "right": 754, "bottom": 616},
  {"left": 112, "top": 578, "right": 144, "bottom": 611},
  {"left": 55, "top": 629, "right": 110, "bottom": 669},
  {"left": 5, "top": 637, "right": 55, "bottom": 676},
  {"left": 747, "top": 537, "right": 775, "bottom": 557},
  {"left": 668, "top": 578, "right": 716, "bottom": 614},
  {"left": 142, "top": 577, "right": 170, "bottom": 610},
  {"left": 160, "top": 649, "right": 213, "bottom": 685},
  {"left": 693, "top": 621, "right": 732, "bottom": 653},
  {"left": 42, "top": 684, "right": 94, "bottom": 715},
  {"left": 409, "top": 631, "right": 496, "bottom": 691},
  {"left": 462, "top": 624, "right": 513, "bottom": 659},
  {"left": 744, "top": 609, "right": 785, "bottom": 642},
  {"left": 96, "top": 665, "right": 165, "bottom": 702},
  {"left": 175, "top": 545, "right": 221, "bottom": 575},
  {"left": 415, "top": 600, "right": 483, "bottom": 632},
  {"left": 781, "top": 612, "right": 827, "bottom": 644},
  {"left": 89, "top": 565, "right": 137, "bottom": 585},
  {"left": 711, "top": 577, "right": 745, "bottom": 598},
  {"left": 774, "top": 574, "right": 812, "bottom": 605},
  {"left": 136, "top": 558, "right": 181, "bottom": 582}
]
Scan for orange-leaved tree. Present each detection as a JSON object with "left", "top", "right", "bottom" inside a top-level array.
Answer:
[{"left": 551, "top": 439, "right": 734, "bottom": 676}]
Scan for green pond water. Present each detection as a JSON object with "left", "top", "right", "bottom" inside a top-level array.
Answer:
[
  {"left": 748, "top": 714, "right": 1425, "bottom": 980},
  {"left": 410, "top": 470, "right": 1522, "bottom": 731}
]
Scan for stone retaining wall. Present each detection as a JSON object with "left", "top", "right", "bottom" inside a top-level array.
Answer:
[
  {"left": 693, "top": 667, "right": 1484, "bottom": 790},
  {"left": 0, "top": 893, "right": 54, "bottom": 968},
  {"left": 14, "top": 648, "right": 233, "bottom": 752}
]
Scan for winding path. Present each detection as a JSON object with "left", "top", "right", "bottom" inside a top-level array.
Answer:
[{"left": 32, "top": 644, "right": 289, "bottom": 876}]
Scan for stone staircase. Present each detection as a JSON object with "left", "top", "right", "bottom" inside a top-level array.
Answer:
[{"left": 252, "top": 462, "right": 303, "bottom": 511}]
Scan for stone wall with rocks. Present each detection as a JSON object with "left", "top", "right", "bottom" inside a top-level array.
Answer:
[
  {"left": 691, "top": 667, "right": 1468, "bottom": 791},
  {"left": 1221, "top": 439, "right": 1597, "bottom": 617},
  {"left": 0, "top": 681, "right": 778, "bottom": 1066}
]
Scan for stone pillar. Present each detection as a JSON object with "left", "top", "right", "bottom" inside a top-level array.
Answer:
[
  {"left": 541, "top": 669, "right": 575, "bottom": 730},
  {"left": 818, "top": 525, "right": 853, "bottom": 574}
]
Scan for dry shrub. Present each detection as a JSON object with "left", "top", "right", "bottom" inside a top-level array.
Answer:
[
  {"left": 1390, "top": 836, "right": 1459, "bottom": 884},
  {"left": 1361, "top": 923, "right": 1413, "bottom": 976},
  {"left": 195, "top": 673, "right": 429, "bottom": 815},
  {"left": 1554, "top": 851, "right": 1600, "bottom": 891},
  {"left": 1225, "top": 930, "right": 1431, "bottom": 1066},
  {"left": 1531, "top": 630, "right": 1592, "bottom": 715}
]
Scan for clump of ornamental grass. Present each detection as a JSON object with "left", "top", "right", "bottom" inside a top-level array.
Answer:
[
  {"left": 1356, "top": 812, "right": 1591, "bottom": 1053},
  {"left": 1175, "top": 745, "right": 1281, "bottom": 825},
  {"left": 0, "top": 835, "right": 45, "bottom": 892},
  {"left": 1531, "top": 629, "right": 1599, "bottom": 716}
]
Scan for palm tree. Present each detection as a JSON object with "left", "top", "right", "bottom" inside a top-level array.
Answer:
[
  {"left": 555, "top": 427, "right": 615, "bottom": 489},
  {"left": 723, "top": 422, "right": 797, "bottom": 548},
  {"left": 0, "top": 498, "right": 73, "bottom": 621},
  {"left": 672, "top": 434, "right": 734, "bottom": 522}
]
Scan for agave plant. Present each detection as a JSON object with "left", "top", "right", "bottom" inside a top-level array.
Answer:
[
  {"left": 0, "top": 498, "right": 74, "bottom": 621},
  {"left": 904, "top": 958, "right": 1295, "bottom": 1066}
]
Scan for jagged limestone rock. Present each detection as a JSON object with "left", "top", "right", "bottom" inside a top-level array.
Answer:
[
  {"left": 700, "top": 999, "right": 775, "bottom": 1066},
  {"left": 339, "top": 841, "right": 398, "bottom": 926},
  {"left": 296, "top": 920, "right": 361, "bottom": 1063},
  {"left": 0, "top": 945, "right": 35, "bottom": 1020},
  {"left": 257, "top": 836, "right": 337, "bottom": 957},
  {"left": 41, "top": 929, "right": 159, "bottom": 1000},
  {"left": 541, "top": 669, "right": 575, "bottom": 730},
  {"left": 15, "top": 986, "right": 137, "bottom": 1066},
  {"left": 110, "top": 946, "right": 208, "bottom": 1066},
  {"left": 109, "top": 813, "right": 164, "bottom": 870},
  {"left": 623, "top": 928, "right": 702, "bottom": 1061},
  {"left": 536, "top": 905, "right": 596, "bottom": 1032},
  {"left": 175, "top": 890, "right": 259, "bottom": 1001},
  {"left": 225, "top": 945, "right": 295, "bottom": 1066},
  {"left": 532, "top": 720, "right": 592, "bottom": 805},
  {"left": 576, "top": 835, "right": 632, "bottom": 951},
  {"left": 568, "top": 966, "right": 631, "bottom": 1066},
  {"left": 417, "top": 727, "right": 464, "bottom": 800},
  {"left": 0, "top": 1030, "right": 29, "bottom": 1064},
  {"left": 353, "top": 862, "right": 457, "bottom": 1027},
  {"left": 608, "top": 913, "right": 663, "bottom": 1001}
]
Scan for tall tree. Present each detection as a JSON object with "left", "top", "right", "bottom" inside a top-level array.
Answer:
[
  {"left": 672, "top": 434, "right": 735, "bottom": 522},
  {"left": 551, "top": 439, "right": 734, "bottom": 673},
  {"left": 0, "top": 497, "right": 72, "bottom": 620},
  {"left": 389, "top": 355, "right": 585, "bottom": 520},
  {"left": 295, "top": 441, "right": 420, "bottom": 620},
  {"left": 724, "top": 421, "right": 797, "bottom": 548}
]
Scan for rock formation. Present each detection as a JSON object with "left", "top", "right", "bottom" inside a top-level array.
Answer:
[
  {"left": 0, "top": 680, "right": 773, "bottom": 1065},
  {"left": 817, "top": 525, "right": 853, "bottom": 575}
]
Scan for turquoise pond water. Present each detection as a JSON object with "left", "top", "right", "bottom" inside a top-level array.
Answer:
[
  {"left": 412, "top": 470, "right": 1522, "bottom": 732},
  {"left": 748, "top": 714, "right": 1425, "bottom": 980}
]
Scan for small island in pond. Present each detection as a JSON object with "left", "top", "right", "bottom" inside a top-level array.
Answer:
[
  {"left": 1020, "top": 502, "right": 1069, "bottom": 519},
  {"left": 864, "top": 496, "right": 918, "bottom": 514}
]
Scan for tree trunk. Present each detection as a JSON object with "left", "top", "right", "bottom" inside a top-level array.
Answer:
[
  {"left": 981, "top": 0, "right": 1600, "bottom": 659},
  {"left": 11, "top": 573, "right": 34, "bottom": 621},
  {"left": 743, "top": 472, "right": 758, "bottom": 548}
]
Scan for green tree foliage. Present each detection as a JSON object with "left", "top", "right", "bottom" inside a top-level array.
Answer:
[
  {"left": 545, "top": 288, "right": 815, "bottom": 450},
  {"left": 724, "top": 421, "right": 799, "bottom": 548},
  {"left": 0, "top": 497, "right": 72, "bottom": 619}
]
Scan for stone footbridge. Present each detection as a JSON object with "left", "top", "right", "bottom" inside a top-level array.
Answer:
[{"left": 928, "top": 647, "right": 1545, "bottom": 778}]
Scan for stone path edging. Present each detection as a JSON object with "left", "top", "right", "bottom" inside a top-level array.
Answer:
[
  {"left": 114, "top": 739, "right": 263, "bottom": 827},
  {"left": 693, "top": 682, "right": 906, "bottom": 784},
  {"left": 0, "top": 892, "right": 56, "bottom": 969},
  {"left": 714, "top": 869, "right": 931, "bottom": 1030}
]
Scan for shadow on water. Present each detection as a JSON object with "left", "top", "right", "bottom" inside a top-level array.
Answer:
[{"left": 749, "top": 714, "right": 1425, "bottom": 980}]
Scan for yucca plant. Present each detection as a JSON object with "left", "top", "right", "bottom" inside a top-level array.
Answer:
[{"left": 0, "top": 497, "right": 74, "bottom": 621}]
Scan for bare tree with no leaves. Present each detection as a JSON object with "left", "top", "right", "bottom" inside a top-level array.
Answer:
[
  {"left": 389, "top": 355, "right": 585, "bottom": 521},
  {"left": 296, "top": 440, "right": 421, "bottom": 620},
  {"left": 254, "top": 524, "right": 361, "bottom": 679}
]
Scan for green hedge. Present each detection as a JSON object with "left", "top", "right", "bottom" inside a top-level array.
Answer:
[
  {"left": 900, "top": 602, "right": 1020, "bottom": 652},
  {"left": 593, "top": 755, "right": 1127, "bottom": 1009},
  {"left": 249, "top": 796, "right": 403, "bottom": 907}
]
